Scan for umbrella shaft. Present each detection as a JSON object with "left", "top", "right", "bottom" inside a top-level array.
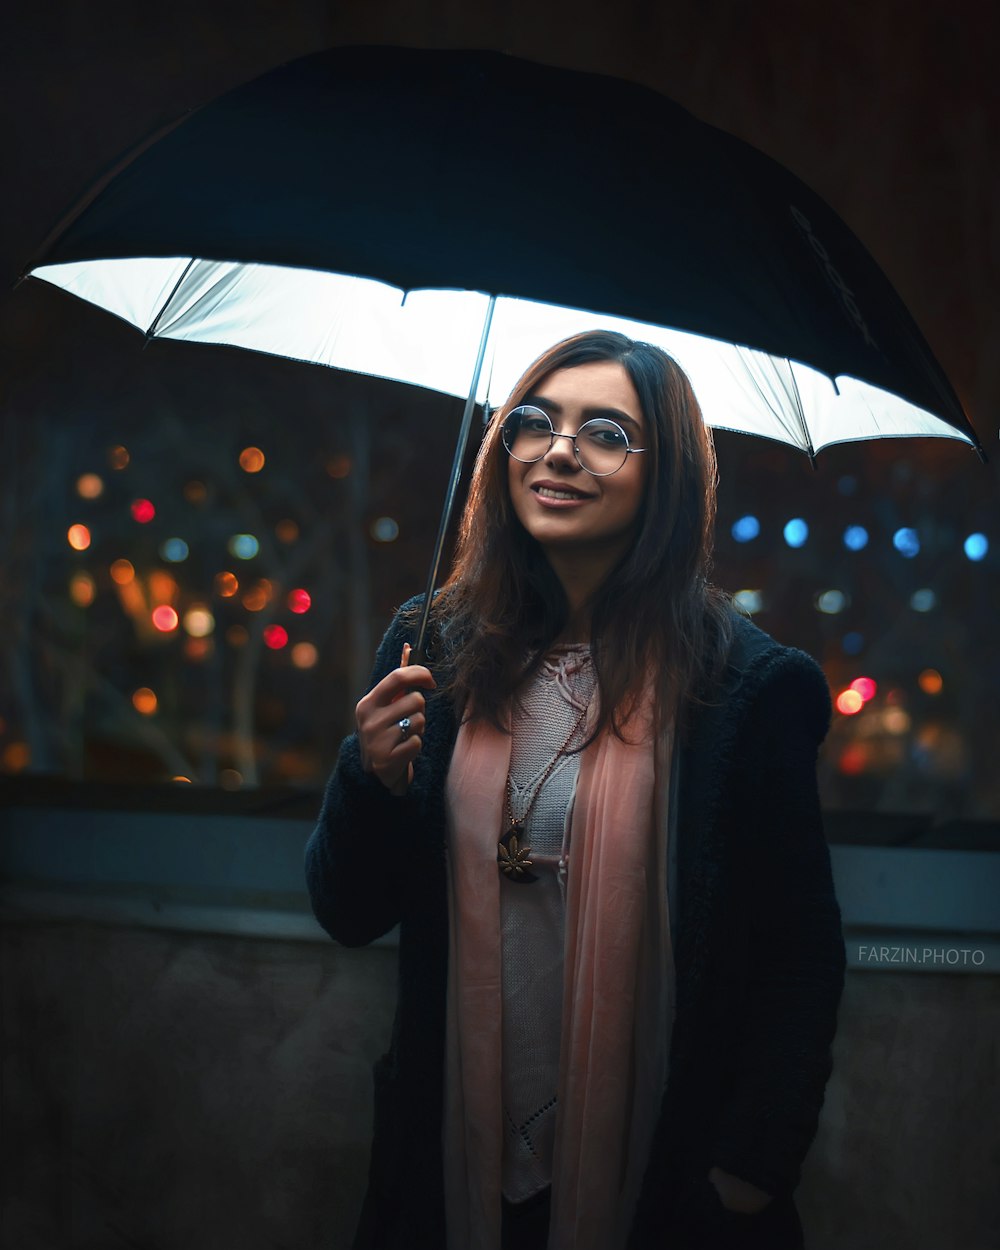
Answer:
[{"left": 411, "top": 295, "right": 496, "bottom": 665}]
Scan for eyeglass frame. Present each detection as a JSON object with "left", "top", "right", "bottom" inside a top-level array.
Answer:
[{"left": 500, "top": 404, "right": 647, "bottom": 478}]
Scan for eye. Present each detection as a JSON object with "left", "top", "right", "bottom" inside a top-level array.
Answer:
[
  {"left": 512, "top": 408, "right": 552, "bottom": 434},
  {"left": 581, "top": 419, "right": 628, "bottom": 448}
]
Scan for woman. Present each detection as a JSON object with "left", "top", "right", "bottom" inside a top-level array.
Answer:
[{"left": 305, "top": 331, "right": 845, "bottom": 1250}]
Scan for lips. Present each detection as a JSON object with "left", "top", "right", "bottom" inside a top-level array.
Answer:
[{"left": 531, "top": 479, "right": 594, "bottom": 501}]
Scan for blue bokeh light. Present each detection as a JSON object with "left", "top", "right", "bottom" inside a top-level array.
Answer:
[
  {"left": 160, "top": 537, "right": 189, "bottom": 563},
  {"left": 731, "top": 515, "right": 761, "bottom": 543},
  {"left": 910, "top": 589, "right": 936, "bottom": 612},
  {"left": 228, "top": 533, "right": 260, "bottom": 560},
  {"left": 843, "top": 525, "right": 869, "bottom": 552},
  {"left": 783, "top": 518, "right": 809, "bottom": 548},
  {"left": 841, "top": 631, "right": 864, "bottom": 656},
  {"left": 892, "top": 528, "right": 920, "bottom": 558},
  {"left": 964, "top": 533, "right": 988, "bottom": 562}
]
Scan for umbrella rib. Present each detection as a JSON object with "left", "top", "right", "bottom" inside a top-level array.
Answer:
[
  {"left": 411, "top": 295, "right": 497, "bottom": 664},
  {"left": 145, "top": 258, "right": 197, "bottom": 339}
]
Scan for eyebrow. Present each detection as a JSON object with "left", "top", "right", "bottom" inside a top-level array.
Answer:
[{"left": 524, "top": 394, "right": 643, "bottom": 434}]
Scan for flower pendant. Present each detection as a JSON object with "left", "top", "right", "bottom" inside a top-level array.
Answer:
[{"left": 497, "top": 822, "right": 539, "bottom": 884}]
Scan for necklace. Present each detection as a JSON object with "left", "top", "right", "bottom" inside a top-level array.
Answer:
[{"left": 497, "top": 698, "right": 590, "bottom": 885}]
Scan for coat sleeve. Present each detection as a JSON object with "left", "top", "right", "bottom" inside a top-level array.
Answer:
[
  {"left": 304, "top": 601, "right": 424, "bottom": 948},
  {"left": 709, "top": 661, "right": 846, "bottom": 1199}
]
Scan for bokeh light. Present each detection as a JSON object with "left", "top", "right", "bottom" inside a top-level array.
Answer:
[
  {"left": 841, "top": 632, "right": 864, "bottom": 656},
  {"left": 1, "top": 742, "right": 31, "bottom": 773},
  {"left": 242, "top": 581, "right": 271, "bottom": 612},
  {"left": 371, "top": 516, "right": 399, "bottom": 543},
  {"left": 160, "top": 537, "right": 189, "bottom": 562},
  {"left": 783, "top": 518, "right": 808, "bottom": 548},
  {"left": 733, "top": 589, "right": 763, "bottom": 615},
  {"left": 183, "top": 606, "right": 215, "bottom": 637},
  {"left": 184, "top": 637, "right": 213, "bottom": 662},
  {"left": 836, "top": 689, "right": 864, "bottom": 715},
  {"left": 109, "top": 445, "right": 130, "bottom": 470},
  {"left": 843, "top": 525, "right": 869, "bottom": 552},
  {"left": 132, "top": 687, "right": 158, "bottom": 715},
  {"left": 69, "top": 573, "right": 96, "bottom": 607},
  {"left": 239, "top": 446, "right": 266, "bottom": 473},
  {"left": 910, "top": 589, "right": 936, "bottom": 612},
  {"left": 291, "top": 642, "right": 319, "bottom": 669},
  {"left": 918, "top": 668, "right": 943, "bottom": 695},
  {"left": 151, "top": 605, "right": 179, "bottom": 632},
  {"left": 148, "top": 570, "right": 177, "bottom": 604},
  {"left": 964, "top": 533, "right": 988, "bottom": 562},
  {"left": 816, "top": 589, "right": 847, "bottom": 614},
  {"left": 226, "top": 624, "right": 249, "bottom": 647},
  {"left": 838, "top": 743, "right": 868, "bottom": 775},
  {"left": 731, "top": 515, "right": 760, "bottom": 543},
  {"left": 883, "top": 708, "right": 912, "bottom": 735},
  {"left": 219, "top": 768, "right": 243, "bottom": 790},
  {"left": 131, "top": 498, "right": 156, "bottom": 524},
  {"left": 76, "top": 473, "right": 104, "bottom": 499},
  {"left": 110, "top": 558, "right": 136, "bottom": 585},
  {"left": 849, "top": 677, "right": 877, "bottom": 703},
  {"left": 67, "top": 524, "right": 92, "bottom": 551},
  {"left": 275, "top": 518, "right": 299, "bottom": 543},
  {"left": 228, "top": 533, "right": 259, "bottom": 560},
  {"left": 326, "top": 455, "right": 351, "bottom": 479},
  {"left": 263, "top": 624, "right": 289, "bottom": 649},
  {"left": 288, "top": 588, "right": 312, "bottom": 614},
  {"left": 214, "top": 571, "right": 239, "bottom": 597},
  {"left": 892, "top": 528, "right": 920, "bottom": 558},
  {"left": 184, "top": 480, "right": 208, "bottom": 503}
]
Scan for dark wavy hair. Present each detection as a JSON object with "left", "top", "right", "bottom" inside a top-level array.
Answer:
[{"left": 432, "top": 329, "right": 733, "bottom": 742}]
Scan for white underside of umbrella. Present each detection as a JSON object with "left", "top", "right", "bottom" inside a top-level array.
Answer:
[{"left": 32, "top": 256, "right": 972, "bottom": 455}]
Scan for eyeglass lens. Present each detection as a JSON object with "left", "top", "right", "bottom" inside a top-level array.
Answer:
[{"left": 501, "top": 406, "right": 631, "bottom": 476}]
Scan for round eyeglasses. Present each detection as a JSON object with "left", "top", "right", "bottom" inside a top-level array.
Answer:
[{"left": 501, "top": 405, "right": 647, "bottom": 477}]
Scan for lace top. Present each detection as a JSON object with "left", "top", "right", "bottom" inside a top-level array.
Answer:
[{"left": 500, "top": 643, "right": 597, "bottom": 1202}]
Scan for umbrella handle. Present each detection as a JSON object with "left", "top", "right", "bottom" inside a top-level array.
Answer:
[{"left": 409, "top": 295, "right": 496, "bottom": 667}]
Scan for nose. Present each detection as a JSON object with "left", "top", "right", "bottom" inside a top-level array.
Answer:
[{"left": 543, "top": 429, "right": 582, "bottom": 473}]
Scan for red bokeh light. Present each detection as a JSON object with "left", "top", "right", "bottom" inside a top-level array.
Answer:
[
  {"left": 263, "top": 624, "right": 289, "bottom": 650},
  {"left": 288, "top": 588, "right": 312, "bottom": 614},
  {"left": 152, "top": 605, "right": 179, "bottom": 632},
  {"left": 849, "top": 676, "right": 877, "bottom": 703},
  {"left": 131, "top": 498, "right": 156, "bottom": 524}
]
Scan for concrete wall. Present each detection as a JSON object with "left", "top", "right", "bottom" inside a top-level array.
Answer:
[{"left": 2, "top": 915, "right": 998, "bottom": 1250}]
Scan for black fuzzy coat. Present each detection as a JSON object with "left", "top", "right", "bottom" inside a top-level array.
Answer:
[{"left": 305, "top": 601, "right": 846, "bottom": 1250}]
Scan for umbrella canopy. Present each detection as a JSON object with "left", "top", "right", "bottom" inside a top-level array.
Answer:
[{"left": 25, "top": 44, "right": 982, "bottom": 461}]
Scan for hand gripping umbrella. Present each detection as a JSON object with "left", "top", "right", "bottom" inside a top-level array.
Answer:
[{"left": 23, "top": 45, "right": 984, "bottom": 660}]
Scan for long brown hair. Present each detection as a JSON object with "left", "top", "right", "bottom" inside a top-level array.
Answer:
[{"left": 431, "top": 330, "right": 733, "bottom": 741}]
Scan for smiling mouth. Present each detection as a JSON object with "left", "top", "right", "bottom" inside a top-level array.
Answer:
[{"left": 533, "top": 484, "right": 592, "bottom": 501}]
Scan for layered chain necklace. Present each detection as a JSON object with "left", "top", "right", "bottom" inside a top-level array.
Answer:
[{"left": 496, "top": 696, "right": 591, "bottom": 885}]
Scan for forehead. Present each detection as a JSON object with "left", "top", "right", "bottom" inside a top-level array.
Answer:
[{"left": 532, "top": 360, "right": 643, "bottom": 423}]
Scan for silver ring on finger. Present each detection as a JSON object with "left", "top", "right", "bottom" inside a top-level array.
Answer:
[{"left": 397, "top": 717, "right": 411, "bottom": 740}]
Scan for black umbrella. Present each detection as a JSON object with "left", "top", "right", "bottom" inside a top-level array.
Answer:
[{"left": 22, "top": 45, "right": 985, "bottom": 656}]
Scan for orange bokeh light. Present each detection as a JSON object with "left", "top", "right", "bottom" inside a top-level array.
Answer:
[
  {"left": 918, "top": 668, "right": 943, "bottom": 695},
  {"left": 76, "top": 473, "right": 104, "bottom": 499},
  {"left": 132, "top": 687, "right": 158, "bottom": 715},
  {"left": 275, "top": 518, "right": 299, "bottom": 543},
  {"left": 69, "top": 573, "right": 96, "bottom": 607},
  {"left": 1, "top": 742, "right": 31, "bottom": 773},
  {"left": 151, "top": 605, "right": 179, "bottom": 632},
  {"left": 214, "top": 571, "right": 239, "bottom": 598},
  {"left": 110, "top": 558, "right": 135, "bottom": 585},
  {"left": 239, "top": 446, "right": 266, "bottom": 473},
  {"left": 836, "top": 689, "right": 864, "bottom": 715},
  {"left": 291, "top": 642, "right": 318, "bottom": 669},
  {"left": 326, "top": 455, "right": 351, "bottom": 479},
  {"left": 109, "top": 445, "right": 130, "bottom": 470},
  {"left": 67, "top": 523, "right": 91, "bottom": 551}
]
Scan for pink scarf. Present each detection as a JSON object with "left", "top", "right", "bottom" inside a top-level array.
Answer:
[{"left": 443, "top": 691, "right": 676, "bottom": 1250}]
